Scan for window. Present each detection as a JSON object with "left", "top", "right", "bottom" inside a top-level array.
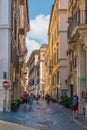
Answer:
[
  {"left": 74, "top": 57, "right": 77, "bottom": 68},
  {"left": 14, "top": 19, "right": 17, "bottom": 40},
  {"left": 70, "top": 60, "right": 73, "bottom": 72},
  {"left": 57, "top": 43, "right": 59, "bottom": 61},
  {"left": 3, "top": 72, "right": 7, "bottom": 79},
  {"left": 85, "top": 0, "right": 87, "bottom": 23},
  {"left": 57, "top": 71, "right": 59, "bottom": 84}
]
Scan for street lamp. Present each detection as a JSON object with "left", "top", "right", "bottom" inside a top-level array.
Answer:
[
  {"left": 70, "top": 79, "right": 73, "bottom": 99},
  {"left": 57, "top": 84, "right": 60, "bottom": 102}
]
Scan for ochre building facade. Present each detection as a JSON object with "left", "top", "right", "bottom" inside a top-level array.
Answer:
[{"left": 47, "top": 0, "right": 68, "bottom": 101}]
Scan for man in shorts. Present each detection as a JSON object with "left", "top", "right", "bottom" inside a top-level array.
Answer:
[{"left": 72, "top": 92, "right": 79, "bottom": 118}]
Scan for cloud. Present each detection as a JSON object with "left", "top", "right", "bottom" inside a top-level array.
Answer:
[
  {"left": 26, "top": 38, "right": 40, "bottom": 59},
  {"left": 26, "top": 14, "right": 50, "bottom": 59},
  {"left": 29, "top": 14, "right": 50, "bottom": 43}
]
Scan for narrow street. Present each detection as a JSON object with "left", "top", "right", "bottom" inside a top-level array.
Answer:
[{"left": 0, "top": 100, "right": 87, "bottom": 130}]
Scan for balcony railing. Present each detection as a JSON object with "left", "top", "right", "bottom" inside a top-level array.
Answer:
[{"left": 68, "top": 10, "right": 87, "bottom": 40}]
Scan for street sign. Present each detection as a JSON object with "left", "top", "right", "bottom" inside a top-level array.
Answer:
[
  {"left": 81, "top": 78, "right": 86, "bottom": 84},
  {"left": 3, "top": 81, "right": 9, "bottom": 89}
]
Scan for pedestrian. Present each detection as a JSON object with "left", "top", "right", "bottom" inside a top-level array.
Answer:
[
  {"left": 36, "top": 94, "right": 39, "bottom": 103},
  {"left": 23, "top": 91, "right": 29, "bottom": 109},
  {"left": 45, "top": 93, "right": 48, "bottom": 100},
  {"left": 72, "top": 92, "right": 79, "bottom": 118},
  {"left": 46, "top": 94, "right": 51, "bottom": 104},
  {"left": 28, "top": 93, "right": 33, "bottom": 110}
]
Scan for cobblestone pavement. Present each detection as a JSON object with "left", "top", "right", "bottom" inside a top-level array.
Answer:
[{"left": 0, "top": 100, "right": 87, "bottom": 130}]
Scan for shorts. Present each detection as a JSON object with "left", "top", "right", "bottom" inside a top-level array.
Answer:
[
  {"left": 23, "top": 99, "right": 27, "bottom": 104},
  {"left": 72, "top": 106, "right": 78, "bottom": 111}
]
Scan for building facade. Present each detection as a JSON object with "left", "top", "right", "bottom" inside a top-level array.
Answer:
[
  {"left": 67, "top": 0, "right": 87, "bottom": 114},
  {"left": 0, "top": 0, "right": 29, "bottom": 111},
  {"left": 44, "top": 46, "right": 50, "bottom": 95},
  {"left": 0, "top": 0, "right": 11, "bottom": 111},
  {"left": 27, "top": 44, "right": 47, "bottom": 96},
  {"left": 47, "top": 0, "right": 68, "bottom": 101},
  {"left": 27, "top": 50, "right": 39, "bottom": 95},
  {"left": 38, "top": 44, "right": 48, "bottom": 96},
  {"left": 0, "top": 0, "right": 11, "bottom": 80},
  {"left": 10, "top": 0, "right": 29, "bottom": 98}
]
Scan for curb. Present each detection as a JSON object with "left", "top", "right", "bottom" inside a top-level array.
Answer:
[{"left": 0, "top": 120, "right": 38, "bottom": 130}]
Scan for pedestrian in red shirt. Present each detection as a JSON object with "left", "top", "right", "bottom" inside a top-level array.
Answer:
[{"left": 23, "top": 91, "right": 29, "bottom": 104}]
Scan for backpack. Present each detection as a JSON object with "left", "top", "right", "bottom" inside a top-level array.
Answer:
[{"left": 73, "top": 96, "right": 78, "bottom": 106}]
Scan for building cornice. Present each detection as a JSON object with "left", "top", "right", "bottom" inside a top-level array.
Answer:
[{"left": 27, "top": 50, "right": 39, "bottom": 66}]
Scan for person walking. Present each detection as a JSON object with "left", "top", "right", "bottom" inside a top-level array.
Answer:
[
  {"left": 72, "top": 92, "right": 79, "bottom": 118},
  {"left": 46, "top": 94, "right": 51, "bottom": 104},
  {"left": 23, "top": 91, "right": 29, "bottom": 109},
  {"left": 28, "top": 93, "right": 33, "bottom": 110},
  {"left": 36, "top": 94, "right": 39, "bottom": 104}
]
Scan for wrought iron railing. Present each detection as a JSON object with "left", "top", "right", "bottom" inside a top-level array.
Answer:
[{"left": 68, "top": 10, "right": 87, "bottom": 40}]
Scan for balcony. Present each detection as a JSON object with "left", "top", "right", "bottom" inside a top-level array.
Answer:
[
  {"left": 20, "top": 0, "right": 24, "bottom": 5},
  {"left": 68, "top": 10, "right": 87, "bottom": 41}
]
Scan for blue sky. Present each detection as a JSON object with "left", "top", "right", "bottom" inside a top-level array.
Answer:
[
  {"left": 28, "top": 0, "right": 54, "bottom": 19},
  {"left": 26, "top": 0, "right": 54, "bottom": 58}
]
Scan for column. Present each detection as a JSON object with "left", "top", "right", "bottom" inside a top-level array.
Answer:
[{"left": 76, "top": 44, "right": 82, "bottom": 114}]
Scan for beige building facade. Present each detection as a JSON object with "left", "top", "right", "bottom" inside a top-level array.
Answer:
[
  {"left": 38, "top": 44, "right": 47, "bottom": 96},
  {"left": 27, "top": 50, "right": 39, "bottom": 95},
  {"left": 47, "top": 0, "right": 68, "bottom": 101},
  {"left": 44, "top": 46, "right": 50, "bottom": 95},
  {"left": 27, "top": 44, "right": 47, "bottom": 96},
  {"left": 67, "top": 0, "right": 87, "bottom": 114}
]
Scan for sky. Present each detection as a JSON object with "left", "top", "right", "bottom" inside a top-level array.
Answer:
[{"left": 26, "top": 0, "right": 54, "bottom": 58}]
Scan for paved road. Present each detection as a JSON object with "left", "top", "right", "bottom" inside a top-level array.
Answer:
[{"left": 0, "top": 100, "right": 87, "bottom": 130}]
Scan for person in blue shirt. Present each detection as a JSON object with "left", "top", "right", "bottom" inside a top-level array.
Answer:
[
  {"left": 72, "top": 92, "right": 79, "bottom": 118},
  {"left": 28, "top": 93, "right": 33, "bottom": 109}
]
